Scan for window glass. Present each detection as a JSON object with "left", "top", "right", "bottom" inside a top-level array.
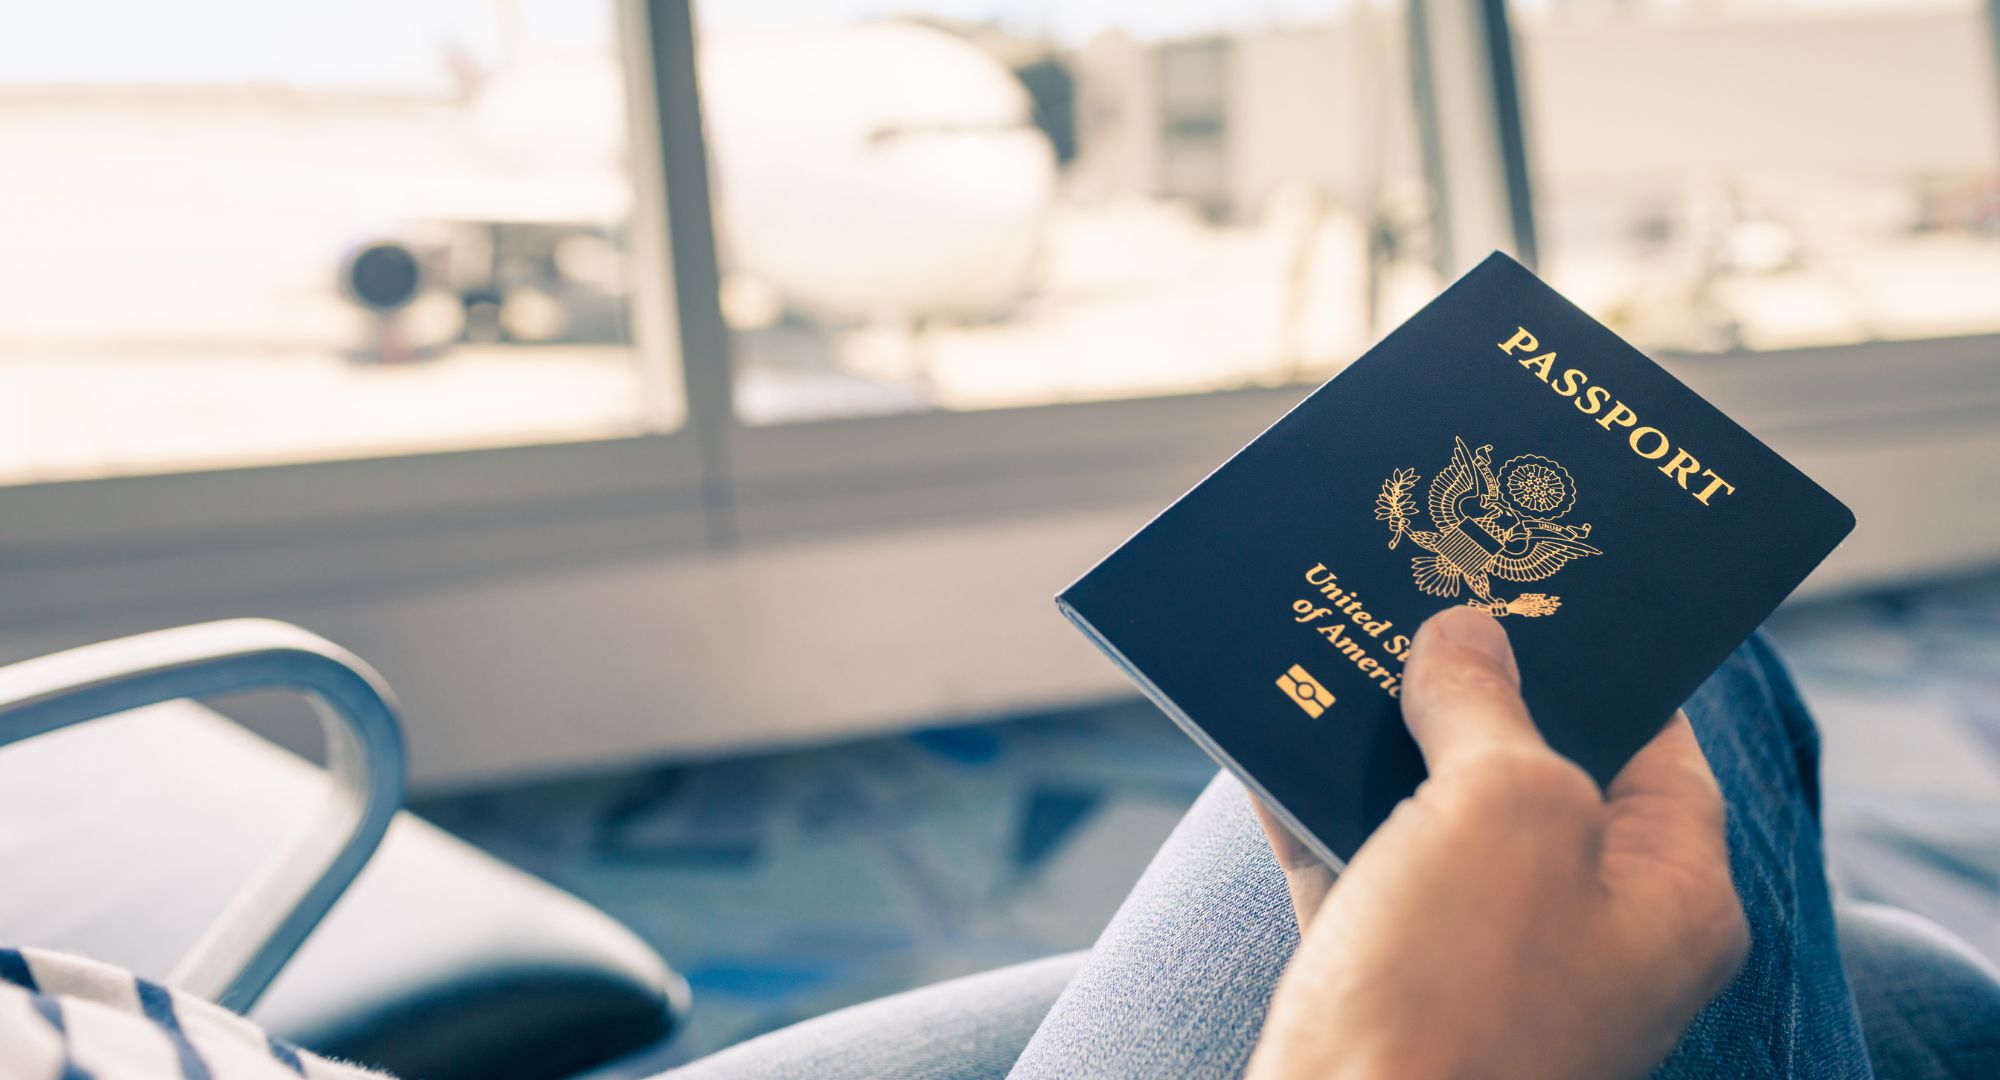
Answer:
[
  {"left": 700, "top": 1, "right": 1443, "bottom": 424},
  {"left": 0, "top": 0, "right": 677, "bottom": 485},
  {"left": 1515, "top": 0, "right": 2000, "bottom": 352}
]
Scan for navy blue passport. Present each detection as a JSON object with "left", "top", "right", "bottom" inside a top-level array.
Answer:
[{"left": 1058, "top": 253, "right": 1853, "bottom": 868}]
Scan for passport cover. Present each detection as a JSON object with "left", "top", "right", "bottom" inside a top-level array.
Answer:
[{"left": 1058, "top": 252, "right": 1854, "bottom": 868}]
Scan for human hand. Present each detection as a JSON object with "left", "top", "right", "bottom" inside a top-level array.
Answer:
[{"left": 1246, "top": 607, "right": 1748, "bottom": 1080}]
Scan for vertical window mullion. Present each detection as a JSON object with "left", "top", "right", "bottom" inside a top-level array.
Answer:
[{"left": 635, "top": 0, "right": 737, "bottom": 545}]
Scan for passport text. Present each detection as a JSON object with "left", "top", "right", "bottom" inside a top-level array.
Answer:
[{"left": 1499, "top": 327, "right": 1737, "bottom": 507}]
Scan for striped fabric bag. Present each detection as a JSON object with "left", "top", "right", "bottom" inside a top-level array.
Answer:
[{"left": 0, "top": 948, "right": 385, "bottom": 1080}]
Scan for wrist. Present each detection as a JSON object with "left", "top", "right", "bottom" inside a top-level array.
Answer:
[
  {"left": 1325, "top": 1043, "right": 1461, "bottom": 1080},
  {"left": 1250, "top": 1021, "right": 1467, "bottom": 1080}
]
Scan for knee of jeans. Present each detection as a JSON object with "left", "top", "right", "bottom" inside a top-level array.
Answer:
[
  {"left": 1182, "top": 772, "right": 1279, "bottom": 869},
  {"left": 1745, "top": 632, "right": 1823, "bottom": 756},
  {"left": 1684, "top": 632, "right": 1825, "bottom": 820},
  {"left": 1839, "top": 901, "right": 2000, "bottom": 1075}
]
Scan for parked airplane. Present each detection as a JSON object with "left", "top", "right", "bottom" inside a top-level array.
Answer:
[{"left": 344, "top": 20, "right": 1060, "bottom": 357}]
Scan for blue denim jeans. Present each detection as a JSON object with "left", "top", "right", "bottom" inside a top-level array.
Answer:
[{"left": 666, "top": 636, "right": 1998, "bottom": 1078}]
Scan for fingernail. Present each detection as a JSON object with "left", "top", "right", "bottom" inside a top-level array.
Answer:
[{"left": 1424, "top": 606, "right": 1513, "bottom": 667}]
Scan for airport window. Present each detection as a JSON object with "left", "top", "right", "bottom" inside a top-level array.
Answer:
[
  {"left": 1514, "top": 0, "right": 2000, "bottom": 353},
  {"left": 0, "top": 0, "right": 680, "bottom": 486},
  {"left": 699, "top": 2, "right": 1446, "bottom": 425},
  {"left": 10, "top": 0, "right": 1996, "bottom": 564}
]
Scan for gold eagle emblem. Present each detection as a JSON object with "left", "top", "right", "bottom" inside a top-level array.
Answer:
[{"left": 1375, "top": 436, "right": 1601, "bottom": 618}]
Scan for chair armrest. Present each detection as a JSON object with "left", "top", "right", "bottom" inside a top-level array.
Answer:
[{"left": 0, "top": 618, "right": 406, "bottom": 1012}]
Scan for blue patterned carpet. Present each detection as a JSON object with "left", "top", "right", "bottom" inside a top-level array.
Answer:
[{"left": 416, "top": 569, "right": 2000, "bottom": 1066}]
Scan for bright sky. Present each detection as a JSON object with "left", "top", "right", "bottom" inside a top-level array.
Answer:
[
  {"left": 0, "top": 0, "right": 1350, "bottom": 87},
  {"left": 1, "top": 0, "right": 1962, "bottom": 87},
  {"left": 3, "top": 0, "right": 601, "bottom": 89}
]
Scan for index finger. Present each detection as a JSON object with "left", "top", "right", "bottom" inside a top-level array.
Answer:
[
  {"left": 1606, "top": 710, "right": 1723, "bottom": 813},
  {"left": 1248, "top": 795, "right": 1335, "bottom": 924}
]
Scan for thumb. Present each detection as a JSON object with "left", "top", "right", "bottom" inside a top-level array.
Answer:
[{"left": 1399, "top": 607, "right": 1547, "bottom": 774}]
